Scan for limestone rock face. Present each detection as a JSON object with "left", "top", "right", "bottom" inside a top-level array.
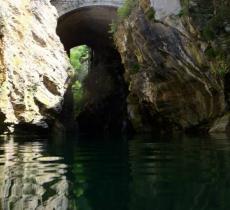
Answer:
[
  {"left": 0, "top": 0, "right": 72, "bottom": 132},
  {"left": 209, "top": 113, "right": 230, "bottom": 133},
  {"left": 115, "top": 0, "right": 225, "bottom": 132}
]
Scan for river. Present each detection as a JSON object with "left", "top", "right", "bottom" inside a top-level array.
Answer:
[{"left": 0, "top": 133, "right": 230, "bottom": 210}]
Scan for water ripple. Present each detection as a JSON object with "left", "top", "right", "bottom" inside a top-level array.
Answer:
[{"left": 0, "top": 136, "right": 68, "bottom": 210}]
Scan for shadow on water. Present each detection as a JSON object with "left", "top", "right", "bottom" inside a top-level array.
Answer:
[{"left": 1, "top": 133, "right": 230, "bottom": 209}]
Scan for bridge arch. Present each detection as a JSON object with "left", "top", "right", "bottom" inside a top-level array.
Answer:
[
  {"left": 56, "top": 6, "right": 118, "bottom": 51},
  {"left": 51, "top": 0, "right": 123, "bottom": 51},
  {"left": 51, "top": 0, "right": 130, "bottom": 134}
]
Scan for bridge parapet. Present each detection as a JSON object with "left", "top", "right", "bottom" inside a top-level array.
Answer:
[{"left": 51, "top": 0, "right": 123, "bottom": 17}]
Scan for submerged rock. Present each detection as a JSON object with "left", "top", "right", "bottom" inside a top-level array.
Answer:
[
  {"left": 0, "top": 0, "right": 72, "bottom": 133},
  {"left": 114, "top": 0, "right": 225, "bottom": 132}
]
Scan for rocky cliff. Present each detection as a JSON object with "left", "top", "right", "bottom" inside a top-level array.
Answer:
[
  {"left": 114, "top": 0, "right": 228, "bottom": 133},
  {"left": 0, "top": 0, "right": 72, "bottom": 133}
]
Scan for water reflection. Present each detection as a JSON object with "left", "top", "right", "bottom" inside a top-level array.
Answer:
[
  {"left": 70, "top": 135, "right": 230, "bottom": 210},
  {"left": 128, "top": 135, "right": 230, "bottom": 210},
  {"left": 1, "top": 134, "right": 230, "bottom": 210},
  {"left": 69, "top": 139, "right": 130, "bottom": 210},
  {"left": 0, "top": 135, "right": 68, "bottom": 210}
]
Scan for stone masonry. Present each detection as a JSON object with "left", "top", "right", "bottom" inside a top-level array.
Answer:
[{"left": 51, "top": 0, "right": 123, "bottom": 16}]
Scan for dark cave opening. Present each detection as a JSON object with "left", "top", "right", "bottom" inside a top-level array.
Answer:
[{"left": 76, "top": 47, "right": 130, "bottom": 135}]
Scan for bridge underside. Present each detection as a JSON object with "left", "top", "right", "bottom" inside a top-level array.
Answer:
[
  {"left": 57, "top": 6, "right": 118, "bottom": 51},
  {"left": 56, "top": 6, "right": 130, "bottom": 135}
]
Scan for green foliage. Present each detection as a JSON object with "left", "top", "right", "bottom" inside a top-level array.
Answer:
[
  {"left": 205, "top": 47, "right": 229, "bottom": 77},
  {"left": 109, "top": 0, "right": 139, "bottom": 34},
  {"left": 178, "top": 8, "right": 188, "bottom": 17},
  {"left": 179, "top": 0, "right": 190, "bottom": 16},
  {"left": 202, "top": 15, "right": 223, "bottom": 41},
  {"left": 216, "top": 61, "right": 230, "bottom": 77},
  {"left": 108, "top": 21, "right": 118, "bottom": 34},
  {"left": 145, "top": 8, "right": 155, "bottom": 20},
  {"left": 130, "top": 63, "right": 140, "bottom": 74},
  {"left": 72, "top": 81, "right": 85, "bottom": 116},
  {"left": 70, "top": 45, "right": 90, "bottom": 71},
  {"left": 216, "top": 57, "right": 229, "bottom": 77},
  {"left": 70, "top": 45, "right": 91, "bottom": 117},
  {"left": 200, "top": 2, "right": 230, "bottom": 76},
  {"left": 205, "top": 47, "right": 218, "bottom": 58},
  {"left": 117, "top": 0, "right": 138, "bottom": 19},
  {"left": 201, "top": 3, "right": 230, "bottom": 41},
  {"left": 202, "top": 26, "right": 216, "bottom": 41}
]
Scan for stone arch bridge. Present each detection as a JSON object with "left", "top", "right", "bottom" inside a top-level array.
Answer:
[
  {"left": 50, "top": 0, "right": 127, "bottom": 134},
  {"left": 51, "top": 0, "right": 123, "bottom": 17},
  {"left": 50, "top": 0, "right": 124, "bottom": 51}
]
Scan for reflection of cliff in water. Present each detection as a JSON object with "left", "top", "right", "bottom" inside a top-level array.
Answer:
[{"left": 0, "top": 136, "right": 69, "bottom": 210}]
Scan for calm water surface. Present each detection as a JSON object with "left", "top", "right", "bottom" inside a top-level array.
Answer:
[{"left": 0, "top": 133, "right": 230, "bottom": 210}]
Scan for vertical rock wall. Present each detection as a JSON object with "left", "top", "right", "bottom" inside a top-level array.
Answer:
[
  {"left": 0, "top": 0, "right": 72, "bottom": 132},
  {"left": 114, "top": 0, "right": 225, "bottom": 132}
]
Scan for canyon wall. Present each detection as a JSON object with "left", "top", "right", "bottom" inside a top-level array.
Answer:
[
  {"left": 114, "top": 0, "right": 228, "bottom": 132},
  {"left": 0, "top": 0, "right": 72, "bottom": 133}
]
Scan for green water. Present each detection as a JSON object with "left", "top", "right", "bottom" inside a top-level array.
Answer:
[{"left": 0, "top": 133, "right": 230, "bottom": 210}]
